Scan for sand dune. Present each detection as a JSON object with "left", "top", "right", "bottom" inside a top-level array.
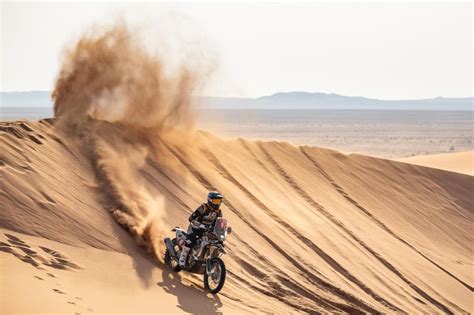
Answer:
[
  {"left": 399, "top": 151, "right": 474, "bottom": 176},
  {"left": 1, "top": 118, "right": 472, "bottom": 314}
]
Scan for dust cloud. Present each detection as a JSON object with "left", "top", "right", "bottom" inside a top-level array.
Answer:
[{"left": 52, "top": 21, "right": 210, "bottom": 262}]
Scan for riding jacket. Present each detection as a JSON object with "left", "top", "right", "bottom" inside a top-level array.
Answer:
[{"left": 188, "top": 203, "right": 222, "bottom": 230}]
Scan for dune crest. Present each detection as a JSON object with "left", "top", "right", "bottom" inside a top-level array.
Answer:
[{"left": 399, "top": 151, "right": 474, "bottom": 176}]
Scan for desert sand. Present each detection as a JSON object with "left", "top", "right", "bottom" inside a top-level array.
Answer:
[
  {"left": 399, "top": 151, "right": 474, "bottom": 176},
  {"left": 1, "top": 118, "right": 472, "bottom": 314}
]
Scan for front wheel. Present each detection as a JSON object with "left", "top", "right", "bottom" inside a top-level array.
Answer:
[{"left": 204, "top": 257, "right": 226, "bottom": 294}]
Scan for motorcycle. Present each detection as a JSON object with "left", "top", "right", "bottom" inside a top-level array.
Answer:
[{"left": 164, "top": 217, "right": 232, "bottom": 294}]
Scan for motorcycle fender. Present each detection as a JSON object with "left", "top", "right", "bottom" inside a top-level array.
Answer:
[{"left": 214, "top": 244, "right": 227, "bottom": 255}]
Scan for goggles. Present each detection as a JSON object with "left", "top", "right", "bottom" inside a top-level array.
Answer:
[{"left": 210, "top": 198, "right": 222, "bottom": 206}]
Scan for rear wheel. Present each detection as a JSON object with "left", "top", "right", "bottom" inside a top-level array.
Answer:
[
  {"left": 204, "top": 257, "right": 226, "bottom": 294},
  {"left": 164, "top": 238, "right": 181, "bottom": 272}
]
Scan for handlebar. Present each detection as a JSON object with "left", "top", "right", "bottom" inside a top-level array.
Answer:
[{"left": 191, "top": 221, "right": 208, "bottom": 230}]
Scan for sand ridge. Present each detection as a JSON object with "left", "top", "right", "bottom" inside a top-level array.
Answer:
[
  {"left": 1, "top": 119, "right": 472, "bottom": 313},
  {"left": 398, "top": 151, "right": 474, "bottom": 176}
]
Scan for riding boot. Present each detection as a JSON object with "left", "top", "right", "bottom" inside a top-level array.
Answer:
[{"left": 179, "top": 246, "right": 190, "bottom": 268}]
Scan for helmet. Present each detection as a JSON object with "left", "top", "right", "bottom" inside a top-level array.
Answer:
[{"left": 207, "top": 191, "right": 223, "bottom": 210}]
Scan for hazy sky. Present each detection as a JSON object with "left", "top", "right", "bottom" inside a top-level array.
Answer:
[{"left": 1, "top": 1, "right": 472, "bottom": 99}]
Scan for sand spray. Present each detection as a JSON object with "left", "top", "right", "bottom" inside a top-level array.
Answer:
[{"left": 52, "top": 20, "right": 211, "bottom": 262}]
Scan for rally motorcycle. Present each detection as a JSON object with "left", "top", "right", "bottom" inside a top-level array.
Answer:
[{"left": 164, "top": 218, "right": 232, "bottom": 294}]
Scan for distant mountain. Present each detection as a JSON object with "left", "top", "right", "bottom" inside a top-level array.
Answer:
[
  {"left": 204, "top": 92, "right": 473, "bottom": 110},
  {"left": 2, "top": 90, "right": 473, "bottom": 110}
]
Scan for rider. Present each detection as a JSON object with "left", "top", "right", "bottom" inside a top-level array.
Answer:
[{"left": 178, "top": 191, "right": 224, "bottom": 268}]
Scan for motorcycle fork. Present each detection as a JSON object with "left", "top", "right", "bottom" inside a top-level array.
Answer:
[{"left": 206, "top": 258, "right": 212, "bottom": 274}]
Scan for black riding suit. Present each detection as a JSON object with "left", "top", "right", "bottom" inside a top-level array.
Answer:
[{"left": 186, "top": 203, "right": 222, "bottom": 248}]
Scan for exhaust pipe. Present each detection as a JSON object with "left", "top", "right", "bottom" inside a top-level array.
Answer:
[{"left": 164, "top": 238, "right": 177, "bottom": 260}]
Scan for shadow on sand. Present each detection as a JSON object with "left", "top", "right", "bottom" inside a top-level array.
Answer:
[{"left": 157, "top": 267, "right": 223, "bottom": 315}]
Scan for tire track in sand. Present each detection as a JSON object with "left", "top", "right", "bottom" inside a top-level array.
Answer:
[
  {"left": 201, "top": 147, "right": 402, "bottom": 313},
  {"left": 165, "top": 143, "right": 381, "bottom": 314},
  {"left": 164, "top": 145, "right": 347, "bottom": 313},
  {"left": 300, "top": 146, "right": 473, "bottom": 293},
  {"left": 257, "top": 142, "right": 454, "bottom": 315},
  {"left": 226, "top": 269, "right": 322, "bottom": 314},
  {"left": 232, "top": 233, "right": 330, "bottom": 305},
  {"left": 165, "top": 144, "right": 344, "bottom": 313}
]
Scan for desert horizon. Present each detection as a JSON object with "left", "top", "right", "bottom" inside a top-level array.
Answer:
[{"left": 2, "top": 106, "right": 473, "bottom": 162}]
